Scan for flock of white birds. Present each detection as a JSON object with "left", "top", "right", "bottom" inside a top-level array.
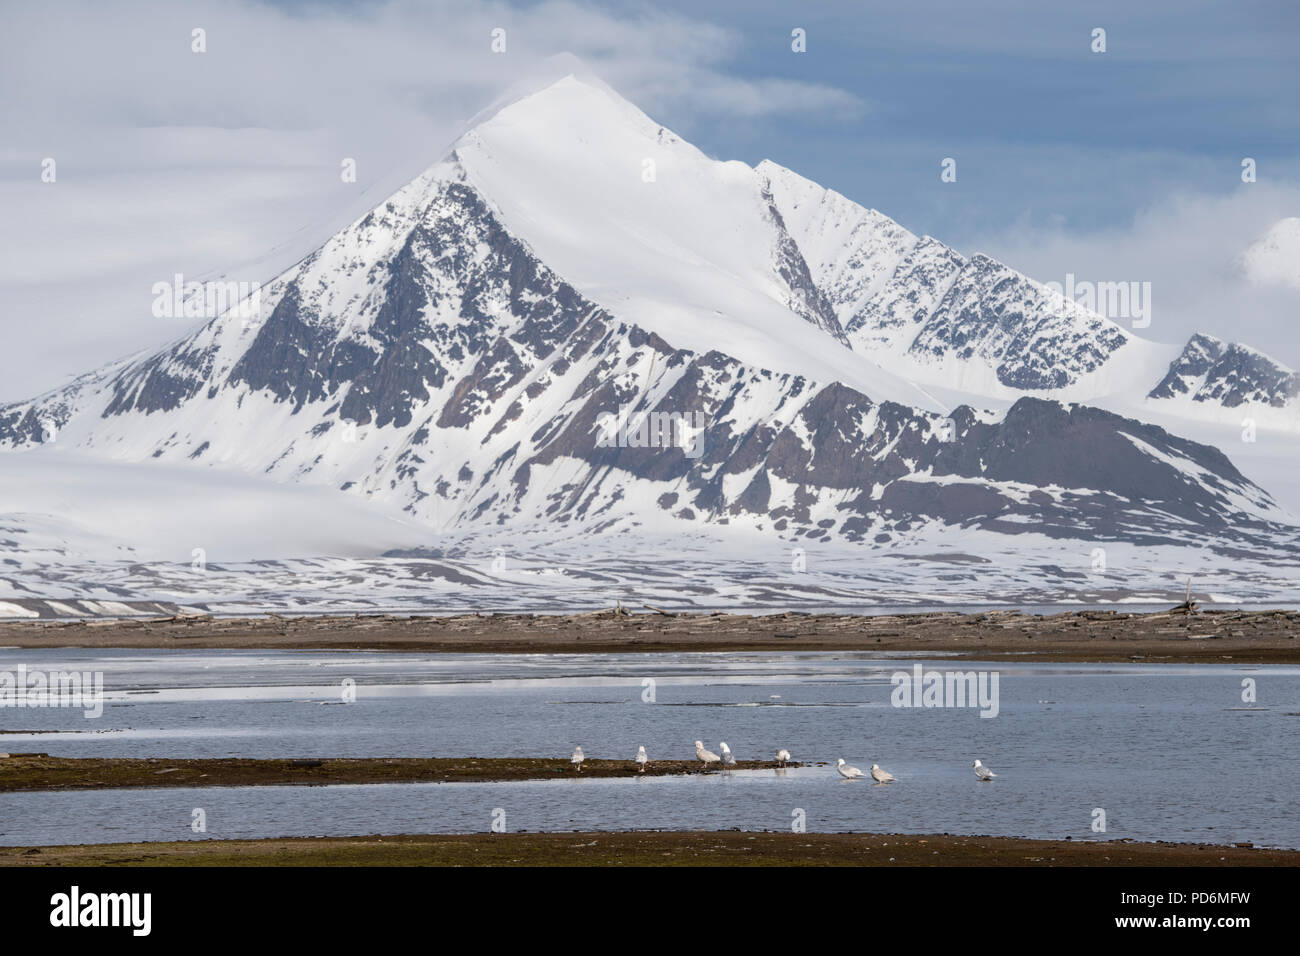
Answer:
[
  {"left": 567, "top": 744, "right": 998, "bottom": 783},
  {"left": 834, "top": 757, "right": 995, "bottom": 782}
]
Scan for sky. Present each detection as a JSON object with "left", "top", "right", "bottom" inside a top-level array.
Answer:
[{"left": 1, "top": 0, "right": 1297, "bottom": 401}]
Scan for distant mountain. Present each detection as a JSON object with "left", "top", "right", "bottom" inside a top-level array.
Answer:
[
  {"left": 0, "top": 70, "right": 1295, "bottom": 563},
  {"left": 1150, "top": 333, "right": 1300, "bottom": 409}
]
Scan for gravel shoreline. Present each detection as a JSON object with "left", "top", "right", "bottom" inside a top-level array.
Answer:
[
  {"left": 1, "top": 831, "right": 1292, "bottom": 867},
  {"left": 0, "top": 755, "right": 792, "bottom": 792},
  {"left": 1, "top": 607, "right": 1297, "bottom": 662}
]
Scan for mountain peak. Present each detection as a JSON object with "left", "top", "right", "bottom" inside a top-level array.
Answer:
[
  {"left": 441, "top": 68, "right": 935, "bottom": 409},
  {"left": 461, "top": 68, "right": 665, "bottom": 150},
  {"left": 458, "top": 55, "right": 646, "bottom": 138}
]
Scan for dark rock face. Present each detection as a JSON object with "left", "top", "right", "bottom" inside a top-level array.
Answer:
[
  {"left": 226, "top": 284, "right": 362, "bottom": 412},
  {"left": 760, "top": 178, "right": 847, "bottom": 344},
  {"left": 1150, "top": 334, "right": 1300, "bottom": 408},
  {"left": 910, "top": 255, "right": 1129, "bottom": 390},
  {"left": 0, "top": 366, "right": 115, "bottom": 446},
  {"left": 844, "top": 236, "right": 966, "bottom": 339},
  {"left": 1149, "top": 333, "right": 1225, "bottom": 400},
  {"left": 0, "top": 405, "right": 49, "bottom": 446},
  {"left": 334, "top": 233, "right": 446, "bottom": 429},
  {"left": 834, "top": 218, "right": 1136, "bottom": 392},
  {"left": 226, "top": 177, "right": 594, "bottom": 430},
  {"left": 937, "top": 399, "right": 1259, "bottom": 527},
  {"left": 102, "top": 344, "right": 218, "bottom": 417}
]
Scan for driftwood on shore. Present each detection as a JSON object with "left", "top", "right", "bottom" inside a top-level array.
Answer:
[{"left": 1169, "top": 577, "right": 1200, "bottom": 615}]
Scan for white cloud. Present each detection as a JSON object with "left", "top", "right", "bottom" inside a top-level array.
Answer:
[
  {"left": 0, "top": 0, "right": 861, "bottom": 400},
  {"left": 972, "top": 181, "right": 1300, "bottom": 366}
]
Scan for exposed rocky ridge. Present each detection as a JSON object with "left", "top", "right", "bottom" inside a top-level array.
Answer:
[
  {"left": 1149, "top": 333, "right": 1300, "bottom": 409},
  {"left": 760, "top": 161, "right": 1138, "bottom": 393},
  {"left": 761, "top": 161, "right": 1297, "bottom": 419}
]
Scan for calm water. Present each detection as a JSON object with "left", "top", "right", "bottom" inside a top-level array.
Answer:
[{"left": 1, "top": 649, "right": 1296, "bottom": 847}]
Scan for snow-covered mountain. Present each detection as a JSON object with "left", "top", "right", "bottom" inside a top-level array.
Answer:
[
  {"left": 2, "top": 69, "right": 1298, "bottom": 597},
  {"left": 762, "top": 162, "right": 1300, "bottom": 429},
  {"left": 1150, "top": 333, "right": 1300, "bottom": 410},
  {"left": 762, "top": 161, "right": 1172, "bottom": 404}
]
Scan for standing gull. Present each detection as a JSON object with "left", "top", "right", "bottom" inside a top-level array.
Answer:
[
  {"left": 635, "top": 745, "right": 648, "bottom": 773},
  {"left": 571, "top": 746, "right": 584, "bottom": 772},
  {"left": 836, "top": 758, "right": 866, "bottom": 780},
  {"left": 720, "top": 742, "right": 737, "bottom": 766},
  {"left": 973, "top": 759, "right": 996, "bottom": 781},
  {"left": 776, "top": 749, "right": 791, "bottom": 767},
  {"left": 694, "top": 740, "right": 721, "bottom": 768},
  {"left": 870, "top": 764, "right": 895, "bottom": 783}
]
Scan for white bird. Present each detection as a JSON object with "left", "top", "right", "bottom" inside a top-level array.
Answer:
[
  {"left": 571, "top": 746, "right": 584, "bottom": 772},
  {"left": 973, "top": 759, "right": 996, "bottom": 781},
  {"left": 870, "top": 763, "right": 895, "bottom": 783},
  {"left": 776, "top": 748, "right": 791, "bottom": 767},
  {"left": 836, "top": 758, "right": 865, "bottom": 780},
  {"left": 719, "top": 742, "right": 737, "bottom": 766},
  {"left": 694, "top": 740, "right": 721, "bottom": 767},
  {"left": 635, "top": 745, "right": 648, "bottom": 773}
]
